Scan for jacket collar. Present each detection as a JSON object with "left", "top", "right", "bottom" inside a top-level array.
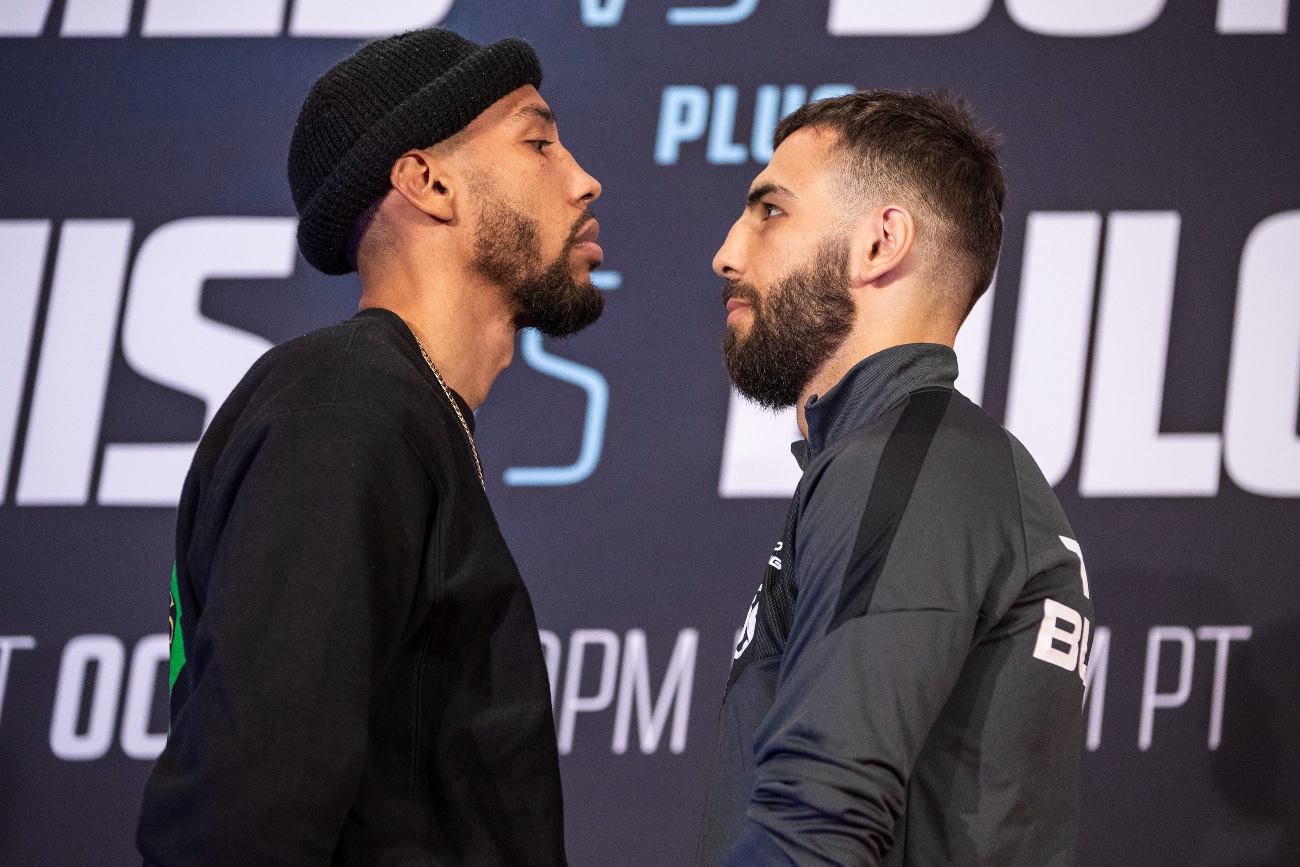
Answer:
[{"left": 793, "top": 343, "right": 958, "bottom": 469}]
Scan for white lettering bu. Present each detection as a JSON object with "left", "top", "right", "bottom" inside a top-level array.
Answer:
[
  {"left": 1032, "top": 599, "right": 1091, "bottom": 681},
  {"left": 0, "top": 0, "right": 452, "bottom": 37},
  {"left": 718, "top": 210, "right": 1300, "bottom": 499},
  {"left": 1031, "top": 538, "right": 1091, "bottom": 677},
  {"left": 826, "top": 0, "right": 1288, "bottom": 36}
]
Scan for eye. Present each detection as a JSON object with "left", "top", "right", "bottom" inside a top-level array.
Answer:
[
  {"left": 761, "top": 202, "right": 784, "bottom": 219},
  {"left": 529, "top": 139, "right": 554, "bottom": 153}
]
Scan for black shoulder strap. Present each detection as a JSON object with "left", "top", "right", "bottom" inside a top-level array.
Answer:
[{"left": 829, "top": 387, "right": 952, "bottom": 632}]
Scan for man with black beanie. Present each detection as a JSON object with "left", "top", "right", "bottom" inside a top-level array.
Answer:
[{"left": 137, "top": 27, "right": 603, "bottom": 866}]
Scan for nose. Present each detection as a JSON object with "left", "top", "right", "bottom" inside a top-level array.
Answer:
[
  {"left": 713, "top": 218, "right": 744, "bottom": 279},
  {"left": 568, "top": 148, "right": 602, "bottom": 206}
]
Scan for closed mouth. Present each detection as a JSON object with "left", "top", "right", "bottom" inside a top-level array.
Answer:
[{"left": 573, "top": 217, "right": 600, "bottom": 246}]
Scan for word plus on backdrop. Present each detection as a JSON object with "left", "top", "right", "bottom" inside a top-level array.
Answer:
[{"left": 1, "top": 1, "right": 1298, "bottom": 865}]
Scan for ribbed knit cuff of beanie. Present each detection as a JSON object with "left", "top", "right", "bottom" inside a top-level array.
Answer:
[{"left": 287, "top": 28, "right": 543, "bottom": 276}]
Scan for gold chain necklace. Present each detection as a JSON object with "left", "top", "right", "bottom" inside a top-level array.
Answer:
[{"left": 412, "top": 334, "right": 485, "bottom": 490}]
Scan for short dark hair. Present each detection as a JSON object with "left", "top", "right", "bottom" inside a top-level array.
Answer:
[{"left": 774, "top": 90, "right": 1004, "bottom": 317}]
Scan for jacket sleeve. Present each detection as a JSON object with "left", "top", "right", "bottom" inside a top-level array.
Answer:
[
  {"left": 138, "top": 406, "right": 434, "bottom": 866},
  {"left": 725, "top": 429, "right": 1024, "bottom": 866}
]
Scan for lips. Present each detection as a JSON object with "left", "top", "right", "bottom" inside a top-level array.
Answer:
[
  {"left": 725, "top": 297, "right": 754, "bottom": 327},
  {"left": 572, "top": 217, "right": 602, "bottom": 266},
  {"left": 723, "top": 281, "right": 759, "bottom": 326},
  {"left": 575, "top": 218, "right": 599, "bottom": 245}
]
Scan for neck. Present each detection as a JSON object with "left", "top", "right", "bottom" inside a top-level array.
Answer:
[
  {"left": 795, "top": 303, "right": 958, "bottom": 438},
  {"left": 359, "top": 258, "right": 515, "bottom": 410}
]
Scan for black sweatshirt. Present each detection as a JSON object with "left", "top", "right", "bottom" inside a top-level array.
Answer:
[
  {"left": 137, "top": 308, "right": 566, "bottom": 867},
  {"left": 697, "top": 344, "right": 1094, "bottom": 867}
]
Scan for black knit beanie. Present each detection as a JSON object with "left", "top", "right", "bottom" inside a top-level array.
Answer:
[{"left": 288, "top": 29, "right": 543, "bottom": 275}]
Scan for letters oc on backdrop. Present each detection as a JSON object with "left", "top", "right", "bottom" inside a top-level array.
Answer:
[{"left": 0, "top": 629, "right": 701, "bottom": 762}]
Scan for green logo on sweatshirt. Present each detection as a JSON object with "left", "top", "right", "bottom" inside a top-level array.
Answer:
[{"left": 168, "top": 564, "right": 186, "bottom": 693}]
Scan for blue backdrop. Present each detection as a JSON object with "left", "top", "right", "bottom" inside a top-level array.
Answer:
[{"left": 2, "top": 1, "right": 1299, "bottom": 864}]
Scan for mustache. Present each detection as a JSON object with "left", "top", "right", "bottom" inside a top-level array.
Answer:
[{"left": 722, "top": 280, "right": 760, "bottom": 306}]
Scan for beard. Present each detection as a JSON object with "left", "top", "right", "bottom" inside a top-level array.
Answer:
[
  {"left": 722, "top": 237, "right": 855, "bottom": 409},
  {"left": 472, "top": 199, "right": 604, "bottom": 338}
]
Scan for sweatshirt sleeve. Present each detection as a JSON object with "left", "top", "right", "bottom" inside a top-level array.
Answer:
[
  {"left": 138, "top": 406, "right": 434, "bottom": 866},
  {"left": 725, "top": 401, "right": 1025, "bottom": 866}
]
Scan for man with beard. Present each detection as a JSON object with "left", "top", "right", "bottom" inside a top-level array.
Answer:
[
  {"left": 137, "top": 29, "right": 602, "bottom": 866},
  {"left": 697, "top": 91, "right": 1094, "bottom": 866}
]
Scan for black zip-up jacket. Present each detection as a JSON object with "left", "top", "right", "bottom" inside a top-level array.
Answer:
[
  {"left": 137, "top": 308, "right": 566, "bottom": 867},
  {"left": 697, "top": 344, "right": 1094, "bottom": 866}
]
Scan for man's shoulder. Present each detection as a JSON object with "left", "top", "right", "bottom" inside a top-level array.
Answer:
[
  {"left": 936, "top": 391, "right": 1079, "bottom": 559},
  {"left": 933, "top": 388, "right": 1016, "bottom": 464},
  {"left": 240, "top": 312, "right": 422, "bottom": 415},
  {"left": 929, "top": 390, "right": 1070, "bottom": 525},
  {"left": 808, "top": 387, "right": 1033, "bottom": 531},
  {"left": 263, "top": 310, "right": 406, "bottom": 378},
  {"left": 199, "top": 312, "right": 432, "bottom": 459},
  {"left": 822, "top": 388, "right": 1014, "bottom": 483}
]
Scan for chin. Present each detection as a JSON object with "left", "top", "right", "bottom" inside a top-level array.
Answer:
[{"left": 727, "top": 321, "right": 751, "bottom": 340}]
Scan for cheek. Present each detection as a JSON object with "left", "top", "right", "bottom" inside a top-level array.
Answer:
[
  {"left": 746, "top": 222, "right": 806, "bottom": 276},
  {"left": 747, "top": 247, "right": 789, "bottom": 290},
  {"left": 519, "top": 173, "right": 566, "bottom": 221}
]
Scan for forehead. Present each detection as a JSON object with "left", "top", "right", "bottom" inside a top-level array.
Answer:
[
  {"left": 479, "top": 85, "right": 553, "bottom": 132},
  {"left": 751, "top": 125, "right": 842, "bottom": 202},
  {"left": 448, "top": 84, "right": 554, "bottom": 147}
]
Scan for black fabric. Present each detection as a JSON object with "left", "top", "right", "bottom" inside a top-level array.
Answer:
[
  {"left": 287, "top": 28, "right": 543, "bottom": 275},
  {"left": 726, "top": 492, "right": 800, "bottom": 692},
  {"left": 137, "top": 308, "right": 566, "bottom": 866},
  {"left": 829, "top": 387, "right": 952, "bottom": 631}
]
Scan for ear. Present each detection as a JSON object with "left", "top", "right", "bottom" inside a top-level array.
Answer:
[
  {"left": 389, "top": 148, "right": 456, "bottom": 223},
  {"left": 848, "top": 204, "right": 915, "bottom": 287}
]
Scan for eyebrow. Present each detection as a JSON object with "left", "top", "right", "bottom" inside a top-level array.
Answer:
[
  {"left": 514, "top": 104, "right": 556, "bottom": 125},
  {"left": 746, "top": 182, "right": 796, "bottom": 208}
]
